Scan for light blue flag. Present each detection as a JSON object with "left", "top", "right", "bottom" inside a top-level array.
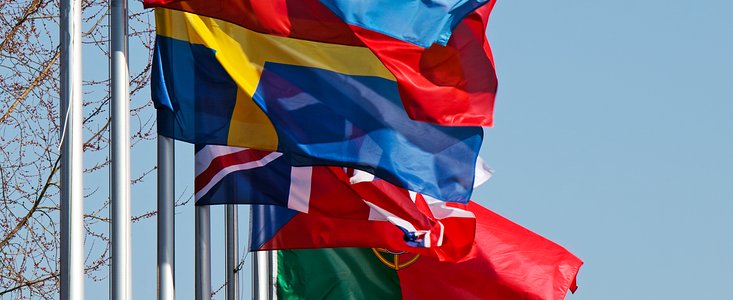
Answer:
[{"left": 319, "top": 0, "right": 490, "bottom": 47}]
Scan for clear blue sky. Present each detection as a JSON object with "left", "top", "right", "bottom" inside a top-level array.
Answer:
[{"left": 84, "top": 1, "right": 733, "bottom": 299}]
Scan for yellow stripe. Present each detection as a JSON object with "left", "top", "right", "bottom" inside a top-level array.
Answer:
[
  {"left": 155, "top": 8, "right": 395, "bottom": 148},
  {"left": 228, "top": 89, "right": 279, "bottom": 150}
]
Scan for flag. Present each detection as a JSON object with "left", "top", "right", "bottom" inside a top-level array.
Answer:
[
  {"left": 145, "top": 0, "right": 498, "bottom": 126},
  {"left": 267, "top": 203, "right": 583, "bottom": 300},
  {"left": 318, "top": 0, "right": 491, "bottom": 47},
  {"left": 251, "top": 200, "right": 478, "bottom": 262},
  {"left": 151, "top": 8, "right": 485, "bottom": 203},
  {"left": 196, "top": 144, "right": 488, "bottom": 260},
  {"left": 194, "top": 145, "right": 492, "bottom": 207},
  {"left": 351, "top": 1, "right": 498, "bottom": 126}
]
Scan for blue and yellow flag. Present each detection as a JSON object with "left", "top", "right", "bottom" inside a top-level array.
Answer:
[{"left": 152, "top": 9, "right": 483, "bottom": 203}]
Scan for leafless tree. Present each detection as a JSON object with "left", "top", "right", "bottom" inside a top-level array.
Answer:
[{"left": 0, "top": 0, "right": 157, "bottom": 298}]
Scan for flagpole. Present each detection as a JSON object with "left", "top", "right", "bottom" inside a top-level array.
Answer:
[
  {"left": 157, "top": 135, "right": 175, "bottom": 300},
  {"left": 226, "top": 205, "right": 239, "bottom": 300},
  {"left": 59, "top": 0, "right": 84, "bottom": 298},
  {"left": 195, "top": 205, "right": 212, "bottom": 300},
  {"left": 110, "top": 0, "right": 131, "bottom": 298},
  {"left": 251, "top": 204, "right": 269, "bottom": 300},
  {"left": 252, "top": 251, "right": 270, "bottom": 300},
  {"left": 269, "top": 251, "right": 277, "bottom": 299}
]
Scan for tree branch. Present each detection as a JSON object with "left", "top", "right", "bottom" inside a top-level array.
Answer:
[
  {"left": 0, "top": 273, "right": 56, "bottom": 296},
  {"left": 0, "top": 155, "right": 59, "bottom": 250},
  {"left": 0, "top": 49, "right": 59, "bottom": 125},
  {"left": 0, "top": 0, "right": 45, "bottom": 53}
]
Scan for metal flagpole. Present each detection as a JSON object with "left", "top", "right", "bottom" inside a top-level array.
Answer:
[
  {"left": 195, "top": 205, "right": 212, "bottom": 300},
  {"left": 157, "top": 135, "right": 175, "bottom": 300},
  {"left": 251, "top": 204, "right": 271, "bottom": 300},
  {"left": 226, "top": 205, "right": 239, "bottom": 300},
  {"left": 110, "top": 0, "right": 131, "bottom": 298},
  {"left": 59, "top": 0, "right": 84, "bottom": 298},
  {"left": 269, "top": 251, "right": 277, "bottom": 299},
  {"left": 252, "top": 251, "right": 270, "bottom": 300}
]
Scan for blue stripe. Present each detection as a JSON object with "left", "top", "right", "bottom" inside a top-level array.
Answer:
[
  {"left": 153, "top": 36, "right": 236, "bottom": 145},
  {"left": 253, "top": 62, "right": 482, "bottom": 203},
  {"left": 196, "top": 155, "right": 292, "bottom": 206},
  {"left": 319, "top": 0, "right": 489, "bottom": 47}
]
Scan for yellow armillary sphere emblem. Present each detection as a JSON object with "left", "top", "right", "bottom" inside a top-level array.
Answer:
[{"left": 371, "top": 248, "right": 421, "bottom": 270}]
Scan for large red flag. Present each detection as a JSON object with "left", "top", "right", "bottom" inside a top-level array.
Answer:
[{"left": 256, "top": 202, "right": 583, "bottom": 299}]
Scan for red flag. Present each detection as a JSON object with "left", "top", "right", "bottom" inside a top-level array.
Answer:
[{"left": 257, "top": 202, "right": 582, "bottom": 299}]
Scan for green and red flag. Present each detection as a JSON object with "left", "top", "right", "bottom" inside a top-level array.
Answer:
[{"left": 266, "top": 202, "right": 583, "bottom": 300}]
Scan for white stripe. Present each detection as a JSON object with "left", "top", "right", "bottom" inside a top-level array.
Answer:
[
  {"left": 408, "top": 190, "right": 418, "bottom": 203},
  {"left": 287, "top": 167, "right": 312, "bottom": 213},
  {"left": 363, "top": 200, "right": 432, "bottom": 247},
  {"left": 349, "top": 169, "right": 375, "bottom": 184},
  {"left": 363, "top": 201, "right": 419, "bottom": 232},
  {"left": 423, "top": 195, "right": 476, "bottom": 219},
  {"left": 474, "top": 156, "right": 494, "bottom": 188},
  {"left": 195, "top": 152, "right": 282, "bottom": 200},
  {"left": 195, "top": 145, "right": 252, "bottom": 176},
  {"left": 435, "top": 221, "right": 445, "bottom": 247},
  {"left": 423, "top": 229, "right": 431, "bottom": 248},
  {"left": 365, "top": 199, "right": 389, "bottom": 221}
]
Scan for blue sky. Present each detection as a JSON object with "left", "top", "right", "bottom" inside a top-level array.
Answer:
[
  {"left": 83, "top": 1, "right": 733, "bottom": 299},
  {"left": 478, "top": 1, "right": 733, "bottom": 299}
]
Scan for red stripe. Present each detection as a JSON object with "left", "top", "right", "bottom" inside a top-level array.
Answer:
[
  {"left": 306, "top": 167, "right": 372, "bottom": 219},
  {"left": 144, "top": 0, "right": 364, "bottom": 46},
  {"left": 195, "top": 148, "right": 273, "bottom": 192}
]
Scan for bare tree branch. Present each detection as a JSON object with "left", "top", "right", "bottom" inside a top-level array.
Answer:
[
  {"left": 0, "top": 156, "right": 58, "bottom": 249},
  {"left": 0, "top": 49, "right": 59, "bottom": 125},
  {"left": 0, "top": 273, "right": 56, "bottom": 296},
  {"left": 0, "top": 0, "right": 45, "bottom": 53}
]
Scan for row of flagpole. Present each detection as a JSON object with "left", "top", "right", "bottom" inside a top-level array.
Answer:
[{"left": 59, "top": 0, "right": 266, "bottom": 297}]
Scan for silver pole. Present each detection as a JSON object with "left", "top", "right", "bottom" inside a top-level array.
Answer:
[
  {"left": 253, "top": 251, "right": 271, "bottom": 300},
  {"left": 59, "top": 0, "right": 84, "bottom": 298},
  {"left": 157, "top": 135, "right": 175, "bottom": 300},
  {"left": 269, "top": 251, "right": 277, "bottom": 300},
  {"left": 226, "top": 205, "right": 239, "bottom": 300},
  {"left": 110, "top": 0, "right": 131, "bottom": 298},
  {"left": 195, "top": 205, "right": 212, "bottom": 300}
]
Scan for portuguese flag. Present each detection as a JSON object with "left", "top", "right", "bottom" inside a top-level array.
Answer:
[{"left": 272, "top": 205, "right": 582, "bottom": 300}]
